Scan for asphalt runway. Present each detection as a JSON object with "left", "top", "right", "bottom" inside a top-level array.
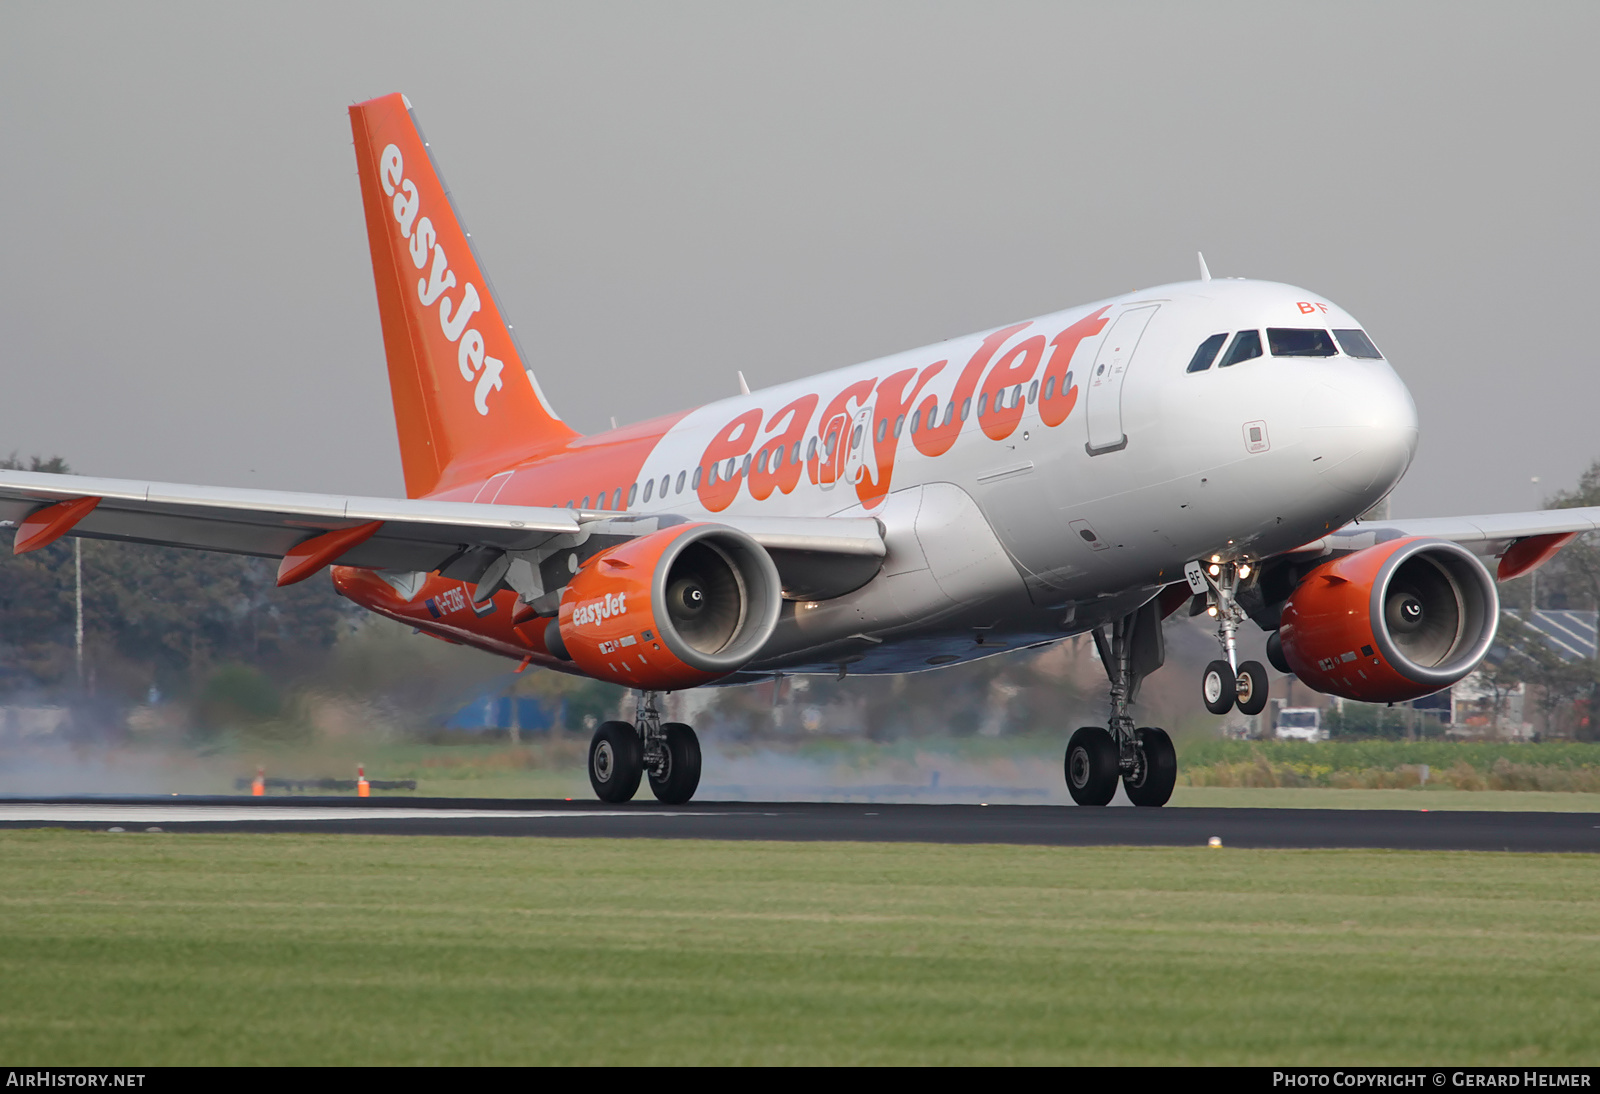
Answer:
[{"left": 0, "top": 796, "right": 1596, "bottom": 851}]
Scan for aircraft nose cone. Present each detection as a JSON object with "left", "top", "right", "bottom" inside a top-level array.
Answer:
[{"left": 1300, "top": 371, "right": 1418, "bottom": 498}]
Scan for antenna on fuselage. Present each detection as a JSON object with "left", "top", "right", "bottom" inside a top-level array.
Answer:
[
  {"left": 1197, "top": 252, "right": 1212, "bottom": 282},
  {"left": 737, "top": 371, "right": 751, "bottom": 396}
]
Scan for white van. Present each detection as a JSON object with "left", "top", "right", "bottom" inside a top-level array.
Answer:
[{"left": 1274, "top": 708, "right": 1326, "bottom": 742}]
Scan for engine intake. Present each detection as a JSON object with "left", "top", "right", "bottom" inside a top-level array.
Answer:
[
  {"left": 1278, "top": 537, "right": 1498, "bottom": 703},
  {"left": 552, "top": 523, "right": 782, "bottom": 689}
]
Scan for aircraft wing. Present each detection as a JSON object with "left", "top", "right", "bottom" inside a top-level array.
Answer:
[
  {"left": 1295, "top": 507, "right": 1600, "bottom": 580},
  {"left": 0, "top": 470, "right": 885, "bottom": 593}
]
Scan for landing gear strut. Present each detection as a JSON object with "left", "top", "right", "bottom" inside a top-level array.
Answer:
[
  {"left": 1191, "top": 560, "right": 1268, "bottom": 718},
  {"left": 586, "top": 691, "right": 703, "bottom": 805},
  {"left": 1067, "top": 599, "right": 1176, "bottom": 807}
]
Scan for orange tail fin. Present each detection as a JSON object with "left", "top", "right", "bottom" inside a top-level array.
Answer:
[{"left": 349, "top": 93, "right": 578, "bottom": 498}]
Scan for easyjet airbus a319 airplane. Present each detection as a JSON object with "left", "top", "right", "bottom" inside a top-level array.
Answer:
[{"left": 4, "top": 94, "right": 1596, "bottom": 806}]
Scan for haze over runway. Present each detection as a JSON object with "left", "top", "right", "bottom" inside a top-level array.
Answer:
[{"left": 1, "top": 3, "right": 1596, "bottom": 518}]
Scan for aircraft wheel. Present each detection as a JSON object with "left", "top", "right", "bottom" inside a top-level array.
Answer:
[
  {"left": 1202, "top": 660, "right": 1236, "bottom": 715},
  {"left": 1065, "top": 726, "right": 1119, "bottom": 806},
  {"left": 648, "top": 722, "right": 702, "bottom": 805},
  {"left": 1235, "top": 661, "right": 1269, "bottom": 716},
  {"left": 1123, "top": 727, "right": 1177, "bottom": 807},
  {"left": 589, "top": 720, "right": 643, "bottom": 803}
]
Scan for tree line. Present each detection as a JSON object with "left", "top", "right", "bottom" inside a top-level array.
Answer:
[{"left": 0, "top": 455, "right": 356, "bottom": 706}]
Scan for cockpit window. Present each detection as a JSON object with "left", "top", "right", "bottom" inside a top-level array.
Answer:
[
  {"left": 1333, "top": 329, "right": 1384, "bottom": 359},
  {"left": 1268, "top": 328, "right": 1337, "bottom": 357},
  {"left": 1217, "top": 330, "right": 1262, "bottom": 367},
  {"left": 1186, "top": 333, "right": 1227, "bottom": 373}
]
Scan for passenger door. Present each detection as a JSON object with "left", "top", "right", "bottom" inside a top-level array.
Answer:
[{"left": 1084, "top": 304, "right": 1160, "bottom": 454}]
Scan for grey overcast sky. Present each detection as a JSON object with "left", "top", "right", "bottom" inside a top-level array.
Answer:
[{"left": 0, "top": 2, "right": 1595, "bottom": 516}]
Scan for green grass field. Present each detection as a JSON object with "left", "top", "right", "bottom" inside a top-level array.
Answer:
[{"left": 1, "top": 831, "right": 1596, "bottom": 1064}]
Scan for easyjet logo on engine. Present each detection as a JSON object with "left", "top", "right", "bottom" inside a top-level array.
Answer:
[
  {"left": 572, "top": 592, "right": 628, "bottom": 628},
  {"left": 379, "top": 144, "right": 504, "bottom": 416}
]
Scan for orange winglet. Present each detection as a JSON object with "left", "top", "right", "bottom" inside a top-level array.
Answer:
[
  {"left": 14, "top": 496, "right": 101, "bottom": 555},
  {"left": 277, "top": 521, "right": 384, "bottom": 586},
  {"left": 1498, "top": 531, "right": 1581, "bottom": 582}
]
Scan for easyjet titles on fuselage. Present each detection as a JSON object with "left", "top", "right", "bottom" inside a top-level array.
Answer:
[{"left": 688, "top": 306, "right": 1112, "bottom": 513}]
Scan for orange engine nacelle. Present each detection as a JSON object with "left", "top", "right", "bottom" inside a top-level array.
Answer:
[
  {"left": 547, "top": 523, "right": 783, "bottom": 690},
  {"left": 1278, "top": 537, "right": 1499, "bottom": 703}
]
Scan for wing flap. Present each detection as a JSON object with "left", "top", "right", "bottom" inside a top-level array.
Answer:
[
  {"left": 0, "top": 470, "right": 580, "bottom": 573},
  {"left": 0, "top": 471, "right": 887, "bottom": 596}
]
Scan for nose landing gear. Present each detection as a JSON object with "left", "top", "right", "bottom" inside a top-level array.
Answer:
[
  {"left": 1190, "top": 560, "right": 1269, "bottom": 718},
  {"left": 1066, "top": 599, "right": 1177, "bottom": 807},
  {"left": 586, "top": 691, "right": 703, "bottom": 804}
]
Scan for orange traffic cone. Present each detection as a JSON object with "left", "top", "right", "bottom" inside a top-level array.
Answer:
[
  {"left": 252, "top": 767, "right": 265, "bottom": 797},
  {"left": 357, "top": 764, "right": 370, "bottom": 798}
]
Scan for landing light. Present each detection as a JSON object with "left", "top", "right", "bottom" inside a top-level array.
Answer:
[
  {"left": 1207, "top": 606, "right": 1218, "bottom": 617},
  {"left": 1208, "top": 564, "right": 1220, "bottom": 576},
  {"left": 1239, "top": 564, "right": 1252, "bottom": 579}
]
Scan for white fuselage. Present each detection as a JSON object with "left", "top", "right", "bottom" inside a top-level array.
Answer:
[{"left": 605, "top": 278, "right": 1419, "bottom": 676}]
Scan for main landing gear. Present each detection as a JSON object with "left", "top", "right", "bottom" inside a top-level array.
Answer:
[
  {"left": 587, "top": 691, "right": 702, "bottom": 805},
  {"left": 1193, "top": 560, "right": 1268, "bottom": 718},
  {"left": 1067, "top": 600, "right": 1178, "bottom": 807}
]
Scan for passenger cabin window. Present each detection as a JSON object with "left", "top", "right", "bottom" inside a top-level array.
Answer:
[
  {"left": 1333, "top": 329, "right": 1384, "bottom": 359},
  {"left": 1218, "top": 330, "right": 1263, "bottom": 367},
  {"left": 1268, "top": 328, "right": 1337, "bottom": 357},
  {"left": 1186, "top": 333, "right": 1228, "bottom": 373}
]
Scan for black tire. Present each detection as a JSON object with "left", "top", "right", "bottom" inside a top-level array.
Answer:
[
  {"left": 1235, "top": 660, "right": 1269, "bottom": 716},
  {"left": 1064, "top": 726, "right": 1119, "bottom": 806},
  {"left": 1124, "top": 727, "right": 1177, "bottom": 807},
  {"left": 589, "top": 720, "right": 643, "bottom": 803},
  {"left": 1202, "top": 660, "right": 1236, "bottom": 715},
  {"left": 1265, "top": 630, "right": 1291, "bottom": 675},
  {"left": 648, "top": 722, "right": 702, "bottom": 805}
]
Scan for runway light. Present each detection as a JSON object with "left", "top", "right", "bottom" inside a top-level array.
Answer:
[{"left": 1207, "top": 836, "right": 1222, "bottom": 848}]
